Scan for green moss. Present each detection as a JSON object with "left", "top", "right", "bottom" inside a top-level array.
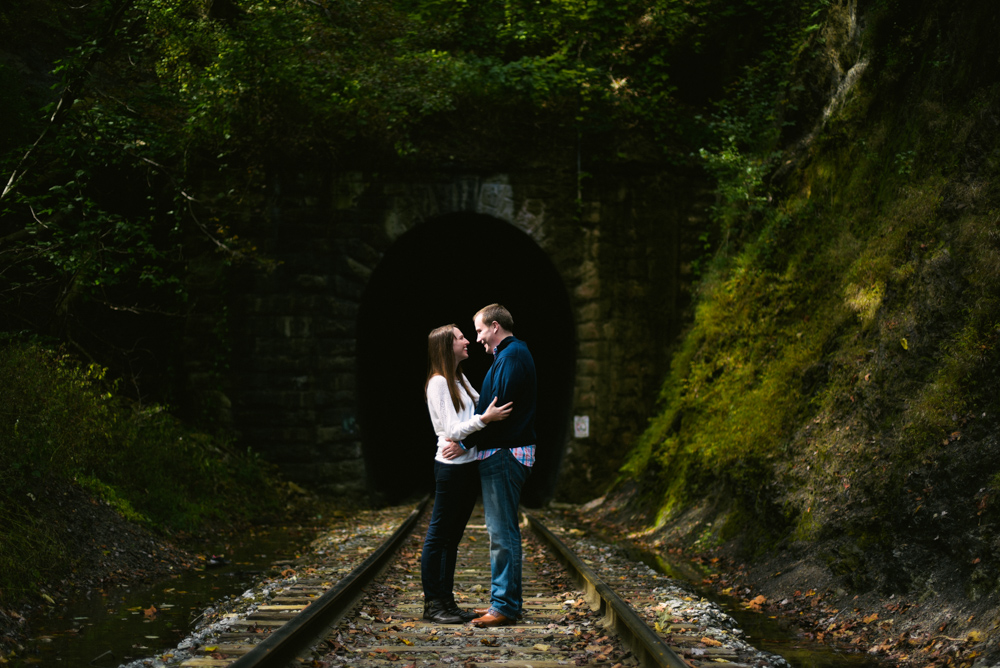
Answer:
[
  {"left": 792, "top": 504, "right": 820, "bottom": 541},
  {"left": 844, "top": 280, "right": 884, "bottom": 327},
  {"left": 76, "top": 475, "right": 151, "bottom": 525},
  {"left": 616, "top": 0, "right": 1000, "bottom": 577}
]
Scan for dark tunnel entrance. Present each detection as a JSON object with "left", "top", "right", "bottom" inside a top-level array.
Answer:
[{"left": 357, "top": 213, "right": 575, "bottom": 507}]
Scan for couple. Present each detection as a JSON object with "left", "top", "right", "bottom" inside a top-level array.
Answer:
[{"left": 420, "top": 303, "right": 537, "bottom": 628}]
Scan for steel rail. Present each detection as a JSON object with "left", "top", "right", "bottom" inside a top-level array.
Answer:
[
  {"left": 525, "top": 510, "right": 690, "bottom": 668},
  {"left": 228, "top": 495, "right": 430, "bottom": 668}
]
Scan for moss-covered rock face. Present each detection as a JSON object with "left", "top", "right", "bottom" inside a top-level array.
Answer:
[{"left": 616, "top": 0, "right": 1000, "bottom": 600}]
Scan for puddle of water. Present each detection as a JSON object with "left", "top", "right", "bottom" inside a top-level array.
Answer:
[
  {"left": 7, "top": 525, "right": 319, "bottom": 667},
  {"left": 637, "top": 551, "right": 886, "bottom": 668}
]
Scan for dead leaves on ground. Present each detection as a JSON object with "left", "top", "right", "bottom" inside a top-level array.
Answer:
[{"left": 734, "top": 586, "right": 985, "bottom": 667}]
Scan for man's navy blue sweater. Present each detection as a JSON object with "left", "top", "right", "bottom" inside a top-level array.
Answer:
[{"left": 466, "top": 336, "right": 536, "bottom": 449}]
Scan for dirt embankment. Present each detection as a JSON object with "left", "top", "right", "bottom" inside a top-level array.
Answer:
[{"left": 0, "top": 483, "right": 196, "bottom": 653}]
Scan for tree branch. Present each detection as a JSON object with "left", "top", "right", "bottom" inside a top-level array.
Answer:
[{"left": 1, "top": 0, "right": 137, "bottom": 201}]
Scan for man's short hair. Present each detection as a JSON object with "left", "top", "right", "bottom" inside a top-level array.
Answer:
[{"left": 475, "top": 303, "right": 514, "bottom": 332}]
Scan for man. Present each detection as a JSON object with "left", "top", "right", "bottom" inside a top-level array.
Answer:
[{"left": 443, "top": 303, "right": 536, "bottom": 627}]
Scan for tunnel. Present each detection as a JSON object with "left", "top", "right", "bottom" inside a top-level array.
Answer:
[{"left": 356, "top": 213, "right": 576, "bottom": 507}]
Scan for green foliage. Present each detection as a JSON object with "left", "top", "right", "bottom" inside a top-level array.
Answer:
[
  {"left": 0, "top": 0, "right": 270, "bottom": 398},
  {"left": 693, "top": 0, "right": 832, "bottom": 267},
  {"left": 0, "top": 0, "right": 840, "bottom": 406},
  {"left": 0, "top": 339, "right": 281, "bottom": 603},
  {"left": 698, "top": 138, "right": 779, "bottom": 257}
]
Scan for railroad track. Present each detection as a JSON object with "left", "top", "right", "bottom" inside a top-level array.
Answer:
[{"left": 159, "top": 499, "right": 782, "bottom": 668}]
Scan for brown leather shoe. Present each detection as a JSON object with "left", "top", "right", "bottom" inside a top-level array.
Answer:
[
  {"left": 473, "top": 608, "right": 490, "bottom": 616},
  {"left": 471, "top": 611, "right": 514, "bottom": 628}
]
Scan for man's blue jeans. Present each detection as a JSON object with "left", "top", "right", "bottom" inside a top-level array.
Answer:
[
  {"left": 421, "top": 460, "right": 479, "bottom": 603},
  {"left": 479, "top": 449, "right": 530, "bottom": 619}
]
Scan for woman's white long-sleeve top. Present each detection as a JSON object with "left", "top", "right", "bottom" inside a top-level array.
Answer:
[{"left": 426, "top": 373, "right": 484, "bottom": 465}]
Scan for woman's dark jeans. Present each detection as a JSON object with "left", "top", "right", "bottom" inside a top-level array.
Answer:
[{"left": 421, "top": 459, "right": 479, "bottom": 602}]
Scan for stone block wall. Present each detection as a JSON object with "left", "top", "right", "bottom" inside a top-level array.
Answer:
[{"left": 182, "top": 162, "right": 707, "bottom": 503}]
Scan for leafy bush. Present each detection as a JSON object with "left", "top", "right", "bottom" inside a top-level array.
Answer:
[{"left": 0, "top": 338, "right": 282, "bottom": 602}]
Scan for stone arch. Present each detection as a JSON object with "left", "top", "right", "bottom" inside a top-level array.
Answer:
[
  {"left": 356, "top": 212, "right": 575, "bottom": 507},
  {"left": 204, "top": 165, "right": 699, "bottom": 505}
]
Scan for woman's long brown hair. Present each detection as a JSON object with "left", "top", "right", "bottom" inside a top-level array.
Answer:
[{"left": 425, "top": 324, "right": 474, "bottom": 412}]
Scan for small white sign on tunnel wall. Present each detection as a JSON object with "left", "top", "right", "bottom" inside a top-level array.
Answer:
[{"left": 573, "top": 415, "right": 590, "bottom": 439}]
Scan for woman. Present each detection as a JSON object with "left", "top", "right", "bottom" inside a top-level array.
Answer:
[{"left": 421, "top": 324, "right": 512, "bottom": 624}]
